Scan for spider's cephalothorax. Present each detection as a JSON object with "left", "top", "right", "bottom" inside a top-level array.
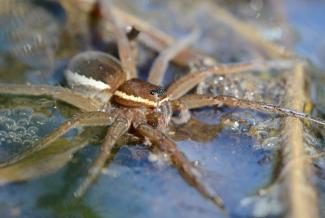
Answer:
[{"left": 65, "top": 51, "right": 172, "bottom": 129}]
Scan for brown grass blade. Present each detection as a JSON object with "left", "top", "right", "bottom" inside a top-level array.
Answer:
[{"left": 282, "top": 63, "right": 319, "bottom": 218}]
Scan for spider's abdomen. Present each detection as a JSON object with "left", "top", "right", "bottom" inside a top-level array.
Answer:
[
  {"left": 113, "top": 78, "right": 169, "bottom": 108},
  {"left": 65, "top": 51, "right": 126, "bottom": 99}
]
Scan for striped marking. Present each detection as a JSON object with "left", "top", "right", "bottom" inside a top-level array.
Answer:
[
  {"left": 65, "top": 70, "right": 111, "bottom": 90},
  {"left": 114, "top": 90, "right": 169, "bottom": 107}
]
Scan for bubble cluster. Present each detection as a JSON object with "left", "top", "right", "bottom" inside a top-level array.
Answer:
[
  {"left": 0, "top": 108, "right": 54, "bottom": 162},
  {"left": 197, "top": 73, "right": 286, "bottom": 104}
]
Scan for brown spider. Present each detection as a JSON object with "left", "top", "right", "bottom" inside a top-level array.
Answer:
[{"left": 0, "top": 1, "right": 324, "bottom": 212}]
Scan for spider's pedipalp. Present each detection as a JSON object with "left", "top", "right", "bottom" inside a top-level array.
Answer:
[{"left": 170, "top": 100, "right": 191, "bottom": 124}]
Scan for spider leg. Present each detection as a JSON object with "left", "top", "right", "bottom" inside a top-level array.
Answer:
[
  {"left": 167, "top": 60, "right": 294, "bottom": 100},
  {"left": 135, "top": 123, "right": 225, "bottom": 210},
  {"left": 0, "top": 111, "right": 116, "bottom": 167},
  {"left": 180, "top": 94, "right": 325, "bottom": 126},
  {"left": 0, "top": 84, "right": 102, "bottom": 111},
  {"left": 100, "top": 0, "right": 137, "bottom": 79},
  {"left": 147, "top": 30, "right": 200, "bottom": 85},
  {"left": 74, "top": 111, "right": 132, "bottom": 197}
]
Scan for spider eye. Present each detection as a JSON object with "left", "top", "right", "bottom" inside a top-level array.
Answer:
[{"left": 150, "top": 88, "right": 166, "bottom": 97}]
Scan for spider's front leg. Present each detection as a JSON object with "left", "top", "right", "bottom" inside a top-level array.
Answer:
[
  {"left": 0, "top": 84, "right": 103, "bottom": 111},
  {"left": 179, "top": 94, "right": 325, "bottom": 126},
  {"left": 0, "top": 111, "right": 117, "bottom": 167},
  {"left": 74, "top": 110, "right": 133, "bottom": 198},
  {"left": 135, "top": 123, "right": 225, "bottom": 211}
]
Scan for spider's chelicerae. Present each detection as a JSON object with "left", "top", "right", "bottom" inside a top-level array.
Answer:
[{"left": 0, "top": 2, "right": 325, "bottom": 211}]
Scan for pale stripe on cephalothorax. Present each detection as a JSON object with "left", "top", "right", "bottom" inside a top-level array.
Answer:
[
  {"left": 65, "top": 70, "right": 111, "bottom": 90},
  {"left": 114, "top": 90, "right": 169, "bottom": 107}
]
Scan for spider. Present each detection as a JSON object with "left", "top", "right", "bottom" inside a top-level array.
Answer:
[{"left": 0, "top": 1, "right": 324, "bottom": 212}]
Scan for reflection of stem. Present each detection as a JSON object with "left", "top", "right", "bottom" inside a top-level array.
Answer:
[{"left": 282, "top": 64, "right": 319, "bottom": 218}]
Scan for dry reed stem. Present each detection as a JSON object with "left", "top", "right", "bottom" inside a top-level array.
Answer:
[{"left": 282, "top": 63, "right": 319, "bottom": 218}]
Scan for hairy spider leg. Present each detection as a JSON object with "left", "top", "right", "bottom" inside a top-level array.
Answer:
[
  {"left": 75, "top": 111, "right": 132, "bottom": 197},
  {"left": 179, "top": 94, "right": 325, "bottom": 126},
  {"left": 0, "top": 112, "right": 116, "bottom": 167},
  {"left": 0, "top": 84, "right": 102, "bottom": 111}
]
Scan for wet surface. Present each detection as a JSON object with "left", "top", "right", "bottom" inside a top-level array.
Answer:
[{"left": 0, "top": 0, "right": 324, "bottom": 218}]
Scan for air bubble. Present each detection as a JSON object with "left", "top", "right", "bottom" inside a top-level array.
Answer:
[
  {"left": 0, "top": 131, "right": 7, "bottom": 138},
  {"left": 31, "top": 135, "right": 40, "bottom": 141},
  {"left": 27, "top": 126, "right": 38, "bottom": 135},
  {"left": 12, "top": 137, "right": 22, "bottom": 144},
  {"left": 32, "top": 116, "right": 47, "bottom": 126},
  {"left": 22, "top": 140, "right": 33, "bottom": 147},
  {"left": 15, "top": 133, "right": 23, "bottom": 139},
  {"left": 17, "top": 118, "right": 29, "bottom": 127},
  {"left": 15, "top": 126, "right": 26, "bottom": 135},
  {"left": 4, "top": 119, "right": 16, "bottom": 129},
  {"left": 7, "top": 131, "right": 16, "bottom": 139},
  {"left": 23, "top": 133, "right": 32, "bottom": 139}
]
